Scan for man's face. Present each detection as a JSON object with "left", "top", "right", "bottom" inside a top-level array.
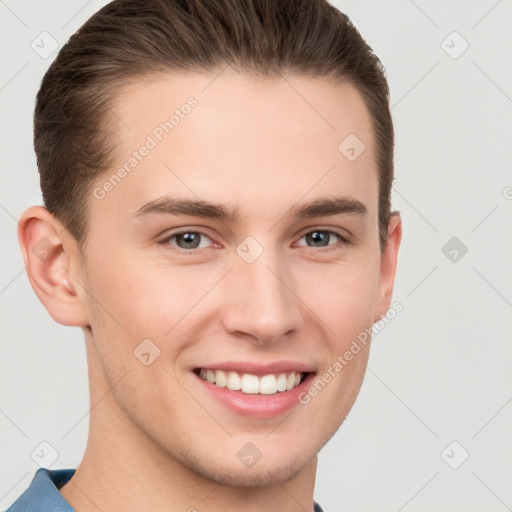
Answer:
[{"left": 78, "top": 69, "right": 396, "bottom": 485}]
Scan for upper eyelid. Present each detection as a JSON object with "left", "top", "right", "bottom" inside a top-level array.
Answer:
[
  {"left": 295, "top": 226, "right": 350, "bottom": 239},
  {"left": 160, "top": 228, "right": 215, "bottom": 243}
]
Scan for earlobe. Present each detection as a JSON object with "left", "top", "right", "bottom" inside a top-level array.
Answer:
[
  {"left": 374, "top": 213, "right": 402, "bottom": 322},
  {"left": 17, "top": 205, "right": 90, "bottom": 327}
]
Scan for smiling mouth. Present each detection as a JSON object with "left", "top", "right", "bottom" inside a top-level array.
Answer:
[{"left": 194, "top": 368, "right": 309, "bottom": 395}]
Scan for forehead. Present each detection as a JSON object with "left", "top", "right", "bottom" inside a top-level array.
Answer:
[{"left": 93, "top": 69, "right": 378, "bottom": 221}]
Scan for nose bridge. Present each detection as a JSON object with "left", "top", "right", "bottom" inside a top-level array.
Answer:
[{"left": 221, "top": 240, "right": 302, "bottom": 343}]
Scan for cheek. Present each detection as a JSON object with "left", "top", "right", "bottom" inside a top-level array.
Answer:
[
  {"left": 82, "top": 258, "right": 191, "bottom": 409},
  {"left": 297, "top": 257, "right": 380, "bottom": 346},
  {"left": 82, "top": 252, "right": 213, "bottom": 383},
  {"left": 309, "top": 262, "right": 378, "bottom": 418},
  {"left": 84, "top": 252, "right": 189, "bottom": 337}
]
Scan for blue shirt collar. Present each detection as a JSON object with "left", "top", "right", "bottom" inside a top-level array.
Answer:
[
  {"left": 6, "top": 468, "right": 75, "bottom": 511},
  {"left": 7, "top": 467, "right": 325, "bottom": 512}
]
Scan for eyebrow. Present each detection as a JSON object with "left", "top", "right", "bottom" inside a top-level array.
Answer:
[{"left": 133, "top": 195, "right": 367, "bottom": 222}]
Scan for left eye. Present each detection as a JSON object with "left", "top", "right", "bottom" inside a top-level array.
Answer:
[
  {"left": 164, "top": 231, "right": 213, "bottom": 250},
  {"left": 295, "top": 230, "right": 344, "bottom": 248}
]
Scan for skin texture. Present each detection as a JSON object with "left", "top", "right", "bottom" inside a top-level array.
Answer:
[{"left": 18, "top": 68, "right": 401, "bottom": 512}]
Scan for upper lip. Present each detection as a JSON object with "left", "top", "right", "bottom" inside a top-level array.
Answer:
[{"left": 194, "top": 361, "right": 315, "bottom": 376}]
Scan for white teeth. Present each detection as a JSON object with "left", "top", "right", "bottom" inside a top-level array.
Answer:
[
  {"left": 241, "top": 374, "right": 260, "bottom": 394},
  {"left": 227, "top": 371, "right": 241, "bottom": 390},
  {"left": 198, "top": 369, "right": 305, "bottom": 395},
  {"left": 215, "top": 370, "right": 227, "bottom": 388},
  {"left": 286, "top": 373, "right": 295, "bottom": 391},
  {"left": 276, "top": 373, "right": 287, "bottom": 392},
  {"left": 259, "top": 374, "right": 278, "bottom": 394}
]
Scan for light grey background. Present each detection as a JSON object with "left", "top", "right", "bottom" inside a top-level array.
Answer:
[{"left": 1, "top": 1, "right": 511, "bottom": 511}]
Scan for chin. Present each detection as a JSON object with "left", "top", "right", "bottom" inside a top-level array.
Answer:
[{"left": 180, "top": 447, "right": 314, "bottom": 488}]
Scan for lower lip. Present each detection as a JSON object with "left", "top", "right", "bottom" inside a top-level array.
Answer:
[{"left": 194, "top": 372, "right": 316, "bottom": 418}]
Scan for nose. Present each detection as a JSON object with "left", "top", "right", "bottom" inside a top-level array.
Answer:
[{"left": 220, "top": 247, "right": 303, "bottom": 345}]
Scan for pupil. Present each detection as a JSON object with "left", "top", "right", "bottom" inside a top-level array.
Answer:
[
  {"left": 178, "top": 233, "right": 200, "bottom": 249},
  {"left": 307, "top": 231, "right": 329, "bottom": 247}
]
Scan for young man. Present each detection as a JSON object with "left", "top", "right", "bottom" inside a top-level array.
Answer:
[{"left": 11, "top": 0, "right": 401, "bottom": 510}]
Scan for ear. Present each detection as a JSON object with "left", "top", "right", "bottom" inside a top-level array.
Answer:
[
  {"left": 374, "top": 213, "right": 402, "bottom": 322},
  {"left": 17, "top": 205, "right": 90, "bottom": 327}
]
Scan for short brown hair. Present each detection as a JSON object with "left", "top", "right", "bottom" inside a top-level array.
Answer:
[{"left": 34, "top": 0, "right": 395, "bottom": 250}]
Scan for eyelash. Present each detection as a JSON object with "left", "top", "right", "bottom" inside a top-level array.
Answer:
[{"left": 158, "top": 228, "right": 350, "bottom": 255}]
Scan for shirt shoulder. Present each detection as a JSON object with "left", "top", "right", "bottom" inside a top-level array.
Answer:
[
  {"left": 314, "top": 500, "right": 326, "bottom": 512},
  {"left": 7, "top": 468, "right": 325, "bottom": 512},
  {"left": 5, "top": 468, "right": 76, "bottom": 512}
]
